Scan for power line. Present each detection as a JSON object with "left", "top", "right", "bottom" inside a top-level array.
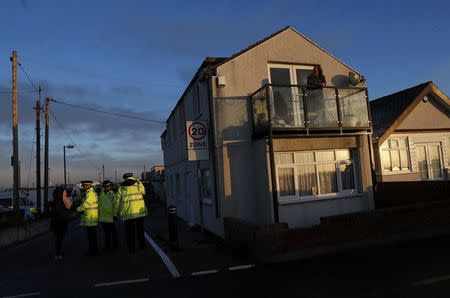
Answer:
[
  {"left": 51, "top": 98, "right": 165, "bottom": 124},
  {"left": 18, "top": 62, "right": 39, "bottom": 93},
  {"left": 0, "top": 90, "right": 36, "bottom": 94},
  {"left": 18, "top": 62, "right": 99, "bottom": 171},
  {"left": 50, "top": 111, "right": 99, "bottom": 171}
]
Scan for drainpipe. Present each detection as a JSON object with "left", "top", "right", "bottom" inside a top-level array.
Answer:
[
  {"left": 266, "top": 85, "right": 280, "bottom": 223},
  {"left": 206, "top": 72, "right": 220, "bottom": 218}
]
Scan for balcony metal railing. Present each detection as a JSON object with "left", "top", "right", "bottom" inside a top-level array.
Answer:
[{"left": 251, "top": 84, "right": 371, "bottom": 135}]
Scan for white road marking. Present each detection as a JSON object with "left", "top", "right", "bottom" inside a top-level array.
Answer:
[
  {"left": 1, "top": 292, "right": 40, "bottom": 298},
  {"left": 411, "top": 274, "right": 450, "bottom": 287},
  {"left": 229, "top": 264, "right": 255, "bottom": 271},
  {"left": 191, "top": 269, "right": 219, "bottom": 276},
  {"left": 144, "top": 232, "right": 181, "bottom": 278},
  {"left": 95, "top": 278, "right": 149, "bottom": 287}
]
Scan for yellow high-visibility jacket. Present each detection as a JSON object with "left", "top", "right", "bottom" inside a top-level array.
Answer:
[
  {"left": 76, "top": 187, "right": 98, "bottom": 226},
  {"left": 99, "top": 190, "right": 118, "bottom": 223},
  {"left": 117, "top": 178, "right": 147, "bottom": 221}
]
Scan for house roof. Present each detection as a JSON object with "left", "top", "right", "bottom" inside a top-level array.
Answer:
[
  {"left": 368, "top": 80, "right": 450, "bottom": 146},
  {"left": 164, "top": 26, "right": 363, "bottom": 124},
  {"left": 165, "top": 57, "right": 227, "bottom": 123},
  {"left": 214, "top": 26, "right": 362, "bottom": 75},
  {"left": 370, "top": 82, "right": 432, "bottom": 138}
]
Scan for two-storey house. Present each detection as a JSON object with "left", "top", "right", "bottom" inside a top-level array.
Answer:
[{"left": 161, "top": 26, "right": 374, "bottom": 237}]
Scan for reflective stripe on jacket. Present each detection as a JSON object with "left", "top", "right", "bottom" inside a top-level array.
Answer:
[
  {"left": 117, "top": 178, "right": 147, "bottom": 221},
  {"left": 76, "top": 187, "right": 98, "bottom": 226},
  {"left": 99, "top": 190, "right": 117, "bottom": 223}
]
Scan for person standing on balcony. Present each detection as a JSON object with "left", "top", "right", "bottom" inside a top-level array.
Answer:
[{"left": 307, "top": 65, "right": 326, "bottom": 88}]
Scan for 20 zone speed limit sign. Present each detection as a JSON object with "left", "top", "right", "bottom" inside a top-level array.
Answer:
[
  {"left": 186, "top": 121, "right": 209, "bottom": 160},
  {"left": 188, "top": 121, "right": 207, "bottom": 141}
]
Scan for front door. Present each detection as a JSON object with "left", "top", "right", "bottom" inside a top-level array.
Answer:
[{"left": 415, "top": 143, "right": 444, "bottom": 180}]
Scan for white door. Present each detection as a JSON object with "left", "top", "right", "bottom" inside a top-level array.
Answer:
[
  {"left": 268, "top": 64, "right": 313, "bottom": 128},
  {"left": 415, "top": 143, "right": 444, "bottom": 180}
]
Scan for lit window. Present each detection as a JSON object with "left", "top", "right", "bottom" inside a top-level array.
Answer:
[
  {"left": 275, "top": 149, "right": 357, "bottom": 200},
  {"left": 381, "top": 137, "right": 410, "bottom": 172}
]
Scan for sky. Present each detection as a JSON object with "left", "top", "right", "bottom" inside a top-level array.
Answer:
[{"left": 0, "top": 0, "right": 449, "bottom": 187}]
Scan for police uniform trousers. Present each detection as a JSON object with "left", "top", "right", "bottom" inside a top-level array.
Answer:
[
  {"left": 125, "top": 218, "right": 145, "bottom": 253},
  {"left": 102, "top": 222, "right": 118, "bottom": 250},
  {"left": 86, "top": 226, "right": 98, "bottom": 255}
]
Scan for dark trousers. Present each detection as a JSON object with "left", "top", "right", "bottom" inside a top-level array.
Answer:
[
  {"left": 53, "top": 224, "right": 67, "bottom": 255},
  {"left": 102, "top": 222, "right": 118, "bottom": 250},
  {"left": 125, "top": 218, "right": 145, "bottom": 252},
  {"left": 86, "top": 226, "right": 98, "bottom": 255}
]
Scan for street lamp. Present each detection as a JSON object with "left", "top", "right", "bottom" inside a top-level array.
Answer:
[{"left": 63, "top": 144, "right": 74, "bottom": 187}]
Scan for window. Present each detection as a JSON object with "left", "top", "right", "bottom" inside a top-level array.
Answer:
[
  {"left": 275, "top": 149, "right": 357, "bottom": 201},
  {"left": 200, "top": 169, "right": 211, "bottom": 199},
  {"left": 381, "top": 137, "right": 410, "bottom": 172},
  {"left": 175, "top": 174, "right": 180, "bottom": 199},
  {"left": 178, "top": 104, "right": 185, "bottom": 133},
  {"left": 193, "top": 84, "right": 201, "bottom": 116}
]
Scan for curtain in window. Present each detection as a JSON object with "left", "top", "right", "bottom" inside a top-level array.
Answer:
[
  {"left": 297, "top": 165, "right": 317, "bottom": 196},
  {"left": 318, "top": 163, "right": 338, "bottom": 194},
  {"left": 278, "top": 168, "right": 295, "bottom": 197}
]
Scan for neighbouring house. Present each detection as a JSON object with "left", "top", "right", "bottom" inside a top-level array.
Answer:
[
  {"left": 371, "top": 82, "right": 450, "bottom": 182},
  {"left": 141, "top": 166, "right": 166, "bottom": 203},
  {"left": 161, "top": 26, "right": 374, "bottom": 237}
]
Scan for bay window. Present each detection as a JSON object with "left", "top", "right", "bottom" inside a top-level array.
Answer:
[{"left": 276, "top": 149, "right": 357, "bottom": 201}]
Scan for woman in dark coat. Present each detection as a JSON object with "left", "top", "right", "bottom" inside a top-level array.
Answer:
[{"left": 50, "top": 186, "right": 72, "bottom": 259}]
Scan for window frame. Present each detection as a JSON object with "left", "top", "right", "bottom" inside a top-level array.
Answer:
[
  {"left": 380, "top": 137, "right": 411, "bottom": 174},
  {"left": 275, "top": 149, "right": 358, "bottom": 204}
]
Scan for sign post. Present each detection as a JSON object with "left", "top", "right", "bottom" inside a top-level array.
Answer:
[{"left": 186, "top": 121, "right": 209, "bottom": 161}]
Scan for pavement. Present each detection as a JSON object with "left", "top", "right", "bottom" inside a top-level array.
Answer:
[{"left": 4, "top": 205, "right": 450, "bottom": 297}]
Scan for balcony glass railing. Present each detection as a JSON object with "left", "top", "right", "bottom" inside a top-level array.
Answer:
[{"left": 251, "top": 84, "right": 371, "bottom": 134}]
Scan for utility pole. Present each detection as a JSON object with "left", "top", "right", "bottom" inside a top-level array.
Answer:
[
  {"left": 114, "top": 170, "right": 117, "bottom": 183},
  {"left": 102, "top": 164, "right": 105, "bottom": 181},
  {"left": 10, "top": 50, "right": 20, "bottom": 211},
  {"left": 34, "top": 87, "right": 42, "bottom": 213},
  {"left": 44, "top": 97, "right": 50, "bottom": 214}
]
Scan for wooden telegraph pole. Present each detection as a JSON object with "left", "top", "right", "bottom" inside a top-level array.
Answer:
[
  {"left": 35, "top": 87, "right": 42, "bottom": 213},
  {"left": 10, "top": 51, "right": 20, "bottom": 211},
  {"left": 44, "top": 97, "right": 50, "bottom": 214}
]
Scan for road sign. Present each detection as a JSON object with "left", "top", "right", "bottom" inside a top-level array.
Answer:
[{"left": 186, "top": 121, "right": 209, "bottom": 161}]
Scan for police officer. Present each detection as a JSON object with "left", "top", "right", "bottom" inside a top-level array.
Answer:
[
  {"left": 76, "top": 180, "right": 98, "bottom": 256},
  {"left": 99, "top": 180, "right": 118, "bottom": 251},
  {"left": 117, "top": 173, "right": 147, "bottom": 253}
]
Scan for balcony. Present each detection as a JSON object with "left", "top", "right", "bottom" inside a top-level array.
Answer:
[{"left": 251, "top": 84, "right": 371, "bottom": 136}]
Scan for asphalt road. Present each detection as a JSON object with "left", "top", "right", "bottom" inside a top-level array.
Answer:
[{"left": 2, "top": 222, "right": 450, "bottom": 298}]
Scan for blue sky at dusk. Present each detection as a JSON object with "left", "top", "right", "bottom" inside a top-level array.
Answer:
[{"left": 0, "top": 0, "right": 449, "bottom": 187}]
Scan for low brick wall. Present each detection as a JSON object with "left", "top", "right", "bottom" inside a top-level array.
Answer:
[
  {"left": 375, "top": 181, "right": 450, "bottom": 208},
  {"left": 0, "top": 219, "right": 50, "bottom": 248},
  {"left": 224, "top": 201, "right": 450, "bottom": 262}
]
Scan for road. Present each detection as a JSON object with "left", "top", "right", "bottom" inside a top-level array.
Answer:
[{"left": 2, "top": 221, "right": 450, "bottom": 298}]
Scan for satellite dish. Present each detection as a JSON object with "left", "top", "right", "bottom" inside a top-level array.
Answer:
[{"left": 349, "top": 72, "right": 361, "bottom": 86}]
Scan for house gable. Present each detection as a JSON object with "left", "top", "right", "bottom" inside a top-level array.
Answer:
[
  {"left": 216, "top": 27, "right": 364, "bottom": 98},
  {"left": 396, "top": 94, "right": 450, "bottom": 131}
]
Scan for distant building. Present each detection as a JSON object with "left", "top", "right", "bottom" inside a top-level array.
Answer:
[
  {"left": 142, "top": 166, "right": 166, "bottom": 203},
  {"left": 371, "top": 82, "right": 450, "bottom": 182},
  {"left": 162, "top": 26, "right": 374, "bottom": 237}
]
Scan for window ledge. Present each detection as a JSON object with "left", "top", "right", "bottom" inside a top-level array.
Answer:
[
  {"left": 201, "top": 198, "right": 213, "bottom": 206},
  {"left": 279, "top": 193, "right": 364, "bottom": 205},
  {"left": 382, "top": 170, "right": 412, "bottom": 176}
]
